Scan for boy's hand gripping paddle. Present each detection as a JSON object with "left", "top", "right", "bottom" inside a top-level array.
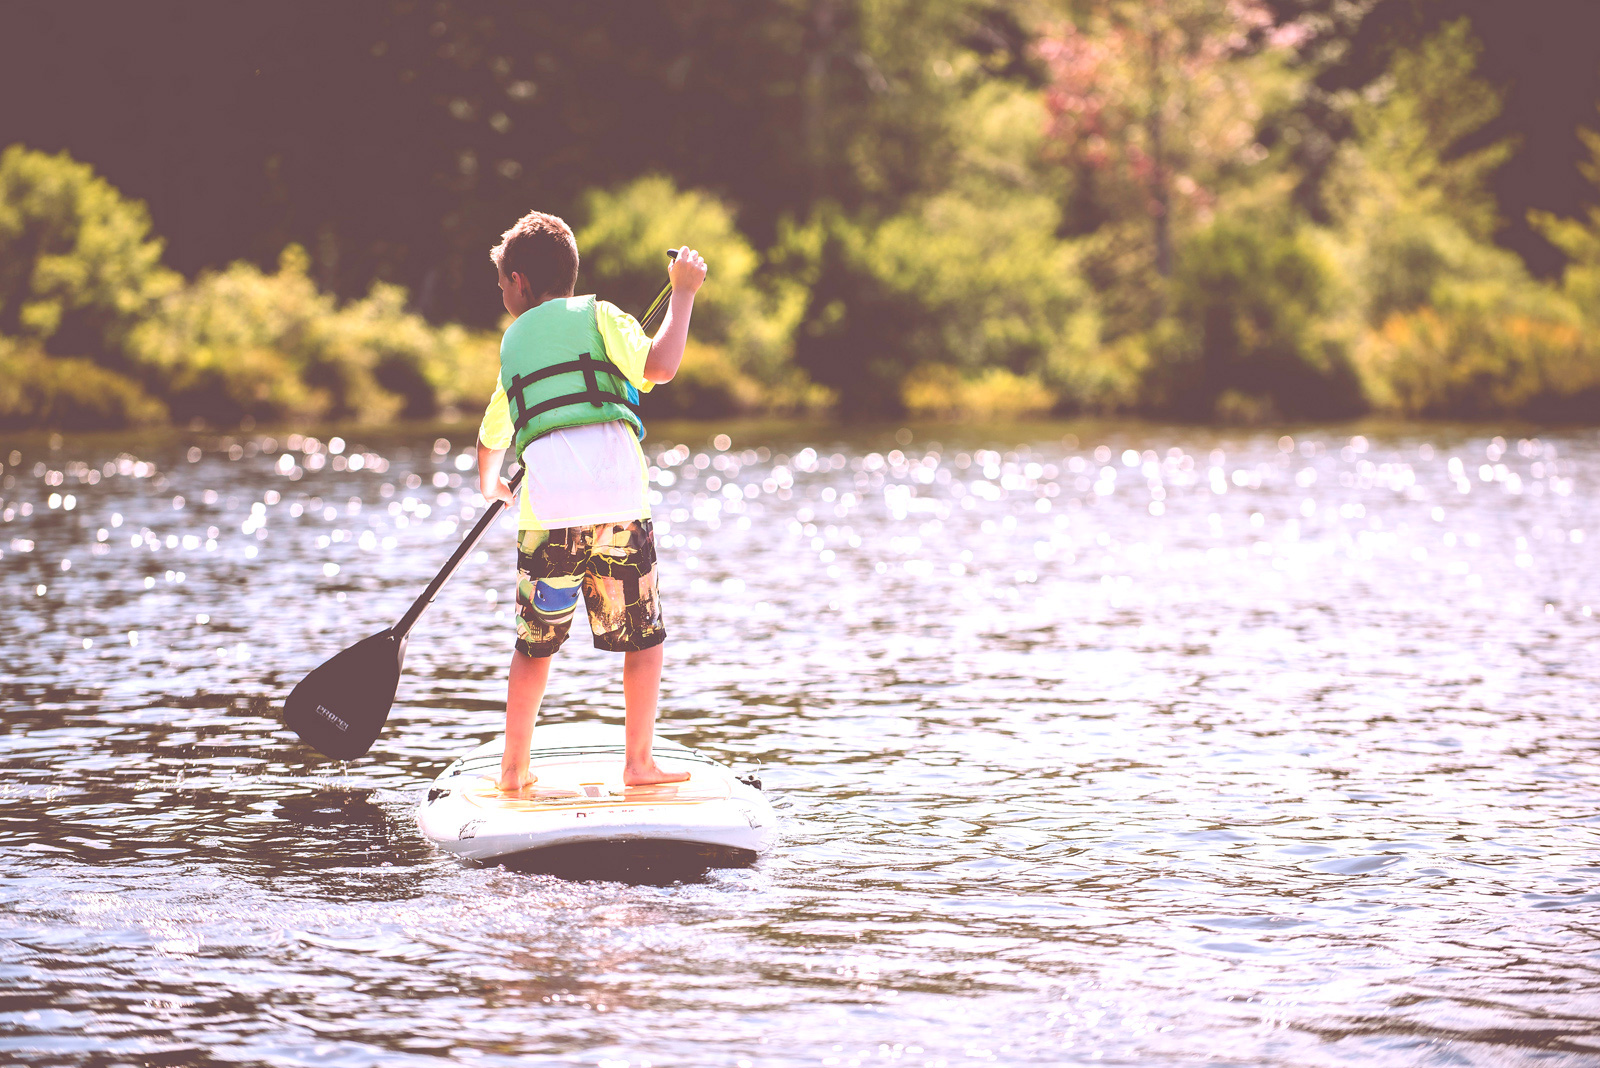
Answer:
[{"left": 284, "top": 252, "right": 679, "bottom": 759}]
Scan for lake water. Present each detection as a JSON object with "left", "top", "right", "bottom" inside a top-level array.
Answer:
[{"left": 1, "top": 419, "right": 1597, "bottom": 1067}]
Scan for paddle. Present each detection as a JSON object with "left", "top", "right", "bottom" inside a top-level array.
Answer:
[{"left": 284, "top": 252, "right": 680, "bottom": 759}]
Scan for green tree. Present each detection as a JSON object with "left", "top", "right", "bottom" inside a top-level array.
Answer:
[
  {"left": 788, "top": 79, "right": 1106, "bottom": 417},
  {"left": 1153, "top": 214, "right": 1361, "bottom": 420},
  {"left": 130, "top": 245, "right": 496, "bottom": 426},
  {"left": 1530, "top": 119, "right": 1600, "bottom": 319},
  {"left": 0, "top": 145, "right": 179, "bottom": 363},
  {"left": 1330, "top": 23, "right": 1600, "bottom": 418},
  {"left": 576, "top": 175, "right": 817, "bottom": 416},
  {"left": 0, "top": 337, "right": 166, "bottom": 430},
  {"left": 1320, "top": 20, "right": 1518, "bottom": 328}
]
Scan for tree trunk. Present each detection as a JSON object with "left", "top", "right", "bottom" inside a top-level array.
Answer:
[
  {"left": 802, "top": 0, "right": 837, "bottom": 198},
  {"left": 1147, "top": 24, "right": 1172, "bottom": 281}
]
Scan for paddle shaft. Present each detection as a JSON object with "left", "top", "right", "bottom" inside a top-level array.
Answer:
[
  {"left": 639, "top": 248, "right": 680, "bottom": 332},
  {"left": 391, "top": 259, "right": 679, "bottom": 641},
  {"left": 391, "top": 466, "right": 521, "bottom": 640}
]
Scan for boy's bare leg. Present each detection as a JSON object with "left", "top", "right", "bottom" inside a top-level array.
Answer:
[
  {"left": 622, "top": 642, "right": 690, "bottom": 786},
  {"left": 500, "top": 649, "right": 552, "bottom": 792}
]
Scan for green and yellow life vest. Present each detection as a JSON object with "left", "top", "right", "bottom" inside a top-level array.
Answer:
[{"left": 499, "top": 295, "right": 645, "bottom": 458}]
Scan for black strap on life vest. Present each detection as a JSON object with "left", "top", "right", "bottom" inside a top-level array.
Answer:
[{"left": 508, "top": 351, "right": 641, "bottom": 439}]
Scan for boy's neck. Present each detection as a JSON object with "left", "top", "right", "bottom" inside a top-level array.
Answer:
[{"left": 509, "top": 289, "right": 575, "bottom": 317}]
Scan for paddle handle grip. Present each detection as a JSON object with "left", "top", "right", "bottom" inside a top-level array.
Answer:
[
  {"left": 638, "top": 249, "right": 679, "bottom": 333},
  {"left": 393, "top": 466, "right": 525, "bottom": 641}
]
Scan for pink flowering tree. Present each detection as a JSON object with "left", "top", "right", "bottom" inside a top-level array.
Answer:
[{"left": 1037, "top": 1, "right": 1303, "bottom": 290}]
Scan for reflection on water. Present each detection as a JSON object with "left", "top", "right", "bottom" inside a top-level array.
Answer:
[{"left": 1, "top": 422, "right": 1597, "bottom": 1066}]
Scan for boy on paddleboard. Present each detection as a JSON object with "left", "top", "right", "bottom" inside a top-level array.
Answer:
[{"left": 476, "top": 210, "right": 706, "bottom": 792}]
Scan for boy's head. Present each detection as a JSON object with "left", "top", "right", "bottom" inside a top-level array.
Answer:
[{"left": 491, "top": 210, "right": 579, "bottom": 315}]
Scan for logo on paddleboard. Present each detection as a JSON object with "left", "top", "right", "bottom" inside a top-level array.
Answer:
[
  {"left": 315, "top": 704, "right": 349, "bottom": 733},
  {"left": 458, "top": 819, "right": 483, "bottom": 840}
]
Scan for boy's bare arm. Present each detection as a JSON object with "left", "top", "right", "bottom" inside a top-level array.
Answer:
[
  {"left": 478, "top": 441, "right": 514, "bottom": 504},
  {"left": 644, "top": 246, "right": 707, "bottom": 384}
]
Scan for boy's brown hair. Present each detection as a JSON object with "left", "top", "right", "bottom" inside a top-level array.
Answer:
[{"left": 491, "top": 210, "right": 579, "bottom": 299}]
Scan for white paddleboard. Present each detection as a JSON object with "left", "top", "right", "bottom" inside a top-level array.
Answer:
[{"left": 417, "top": 723, "right": 775, "bottom": 866}]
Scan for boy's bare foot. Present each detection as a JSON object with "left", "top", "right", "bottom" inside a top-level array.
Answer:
[
  {"left": 623, "top": 761, "right": 691, "bottom": 787},
  {"left": 496, "top": 775, "right": 537, "bottom": 795}
]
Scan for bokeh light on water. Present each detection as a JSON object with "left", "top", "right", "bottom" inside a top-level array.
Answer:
[{"left": 0, "top": 422, "right": 1597, "bottom": 1066}]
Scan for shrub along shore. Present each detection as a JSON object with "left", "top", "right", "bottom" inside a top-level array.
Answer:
[{"left": 2, "top": 21, "right": 1598, "bottom": 432}]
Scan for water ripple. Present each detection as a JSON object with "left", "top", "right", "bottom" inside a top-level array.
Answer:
[{"left": 1, "top": 424, "right": 1597, "bottom": 1066}]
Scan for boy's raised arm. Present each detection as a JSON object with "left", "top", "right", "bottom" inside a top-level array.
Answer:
[{"left": 643, "top": 246, "right": 707, "bottom": 384}]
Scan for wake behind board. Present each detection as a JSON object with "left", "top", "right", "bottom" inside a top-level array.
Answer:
[{"left": 417, "top": 723, "right": 774, "bottom": 876}]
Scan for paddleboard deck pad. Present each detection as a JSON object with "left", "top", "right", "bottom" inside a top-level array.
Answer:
[{"left": 417, "top": 723, "right": 774, "bottom": 870}]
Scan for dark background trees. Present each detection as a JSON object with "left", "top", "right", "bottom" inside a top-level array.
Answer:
[{"left": 2, "top": 0, "right": 1598, "bottom": 426}]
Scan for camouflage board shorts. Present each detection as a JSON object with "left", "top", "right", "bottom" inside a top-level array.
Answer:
[{"left": 514, "top": 519, "right": 666, "bottom": 656}]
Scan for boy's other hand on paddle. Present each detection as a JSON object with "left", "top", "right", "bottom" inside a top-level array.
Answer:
[
  {"left": 669, "top": 246, "right": 707, "bottom": 296},
  {"left": 484, "top": 477, "right": 515, "bottom": 506},
  {"left": 477, "top": 442, "right": 513, "bottom": 505}
]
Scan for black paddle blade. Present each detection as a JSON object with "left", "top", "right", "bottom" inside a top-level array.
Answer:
[{"left": 283, "top": 629, "right": 407, "bottom": 760}]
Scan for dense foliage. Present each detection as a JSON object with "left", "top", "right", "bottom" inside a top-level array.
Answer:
[{"left": 1, "top": 0, "right": 1597, "bottom": 428}]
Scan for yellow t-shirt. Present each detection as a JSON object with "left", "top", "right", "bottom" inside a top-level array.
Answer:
[{"left": 479, "top": 299, "right": 656, "bottom": 531}]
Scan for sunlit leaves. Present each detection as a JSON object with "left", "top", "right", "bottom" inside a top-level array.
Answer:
[{"left": 0, "top": 146, "right": 180, "bottom": 360}]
